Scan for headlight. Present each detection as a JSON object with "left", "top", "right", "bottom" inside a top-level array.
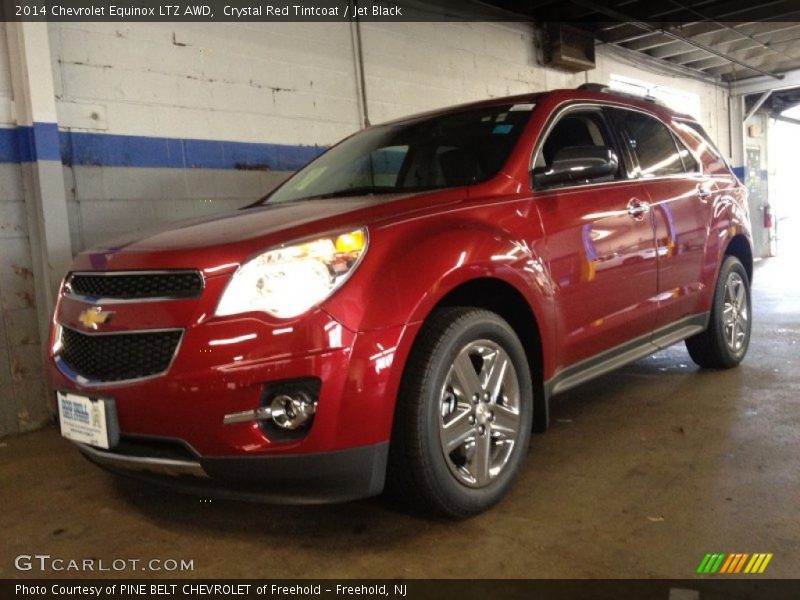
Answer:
[{"left": 215, "top": 228, "right": 368, "bottom": 319}]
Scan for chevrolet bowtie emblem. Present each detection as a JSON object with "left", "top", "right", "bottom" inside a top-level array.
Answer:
[{"left": 78, "top": 307, "right": 114, "bottom": 330}]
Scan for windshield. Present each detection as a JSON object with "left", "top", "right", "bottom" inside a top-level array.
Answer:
[{"left": 259, "top": 103, "right": 535, "bottom": 204}]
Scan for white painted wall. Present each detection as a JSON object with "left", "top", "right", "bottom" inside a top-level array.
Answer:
[
  {"left": 49, "top": 21, "right": 730, "bottom": 155},
  {"left": 360, "top": 21, "right": 580, "bottom": 123},
  {"left": 360, "top": 21, "right": 730, "bottom": 156},
  {"left": 49, "top": 22, "right": 362, "bottom": 250},
  {"left": 49, "top": 22, "right": 361, "bottom": 143}
]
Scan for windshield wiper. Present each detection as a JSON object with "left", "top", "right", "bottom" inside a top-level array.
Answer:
[
  {"left": 245, "top": 186, "right": 423, "bottom": 208},
  {"left": 298, "top": 186, "right": 399, "bottom": 201}
]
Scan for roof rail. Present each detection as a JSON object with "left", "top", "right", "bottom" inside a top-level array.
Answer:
[
  {"left": 577, "top": 83, "right": 609, "bottom": 93},
  {"left": 576, "top": 83, "right": 666, "bottom": 108}
]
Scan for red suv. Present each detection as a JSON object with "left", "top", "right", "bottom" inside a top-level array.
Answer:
[{"left": 51, "top": 86, "right": 752, "bottom": 517}]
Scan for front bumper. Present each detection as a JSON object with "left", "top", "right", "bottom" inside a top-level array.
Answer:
[
  {"left": 51, "top": 309, "right": 412, "bottom": 456},
  {"left": 77, "top": 440, "right": 389, "bottom": 503},
  {"left": 50, "top": 268, "right": 420, "bottom": 502}
]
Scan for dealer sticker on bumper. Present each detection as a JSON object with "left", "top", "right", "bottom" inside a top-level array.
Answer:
[{"left": 57, "top": 392, "right": 119, "bottom": 449}]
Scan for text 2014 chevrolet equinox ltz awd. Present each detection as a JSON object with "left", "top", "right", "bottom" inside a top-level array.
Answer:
[{"left": 51, "top": 86, "right": 753, "bottom": 517}]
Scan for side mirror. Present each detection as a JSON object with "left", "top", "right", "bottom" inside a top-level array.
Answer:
[{"left": 533, "top": 146, "right": 619, "bottom": 189}]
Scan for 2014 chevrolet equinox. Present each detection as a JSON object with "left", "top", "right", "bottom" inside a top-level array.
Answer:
[{"left": 51, "top": 86, "right": 753, "bottom": 517}]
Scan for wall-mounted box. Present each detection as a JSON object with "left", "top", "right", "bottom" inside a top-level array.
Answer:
[{"left": 543, "top": 24, "right": 596, "bottom": 72}]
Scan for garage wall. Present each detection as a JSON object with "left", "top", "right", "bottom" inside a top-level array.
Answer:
[
  {"left": 360, "top": 21, "right": 580, "bottom": 123},
  {"left": 361, "top": 21, "right": 730, "bottom": 155},
  {"left": 49, "top": 22, "right": 359, "bottom": 249},
  {"left": 50, "top": 20, "right": 732, "bottom": 254}
]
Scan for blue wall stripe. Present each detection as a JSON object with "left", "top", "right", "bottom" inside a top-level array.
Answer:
[
  {"left": 0, "top": 124, "right": 325, "bottom": 170},
  {"left": 730, "top": 166, "right": 768, "bottom": 183},
  {"left": 0, "top": 123, "right": 61, "bottom": 163},
  {"left": 0, "top": 127, "right": 18, "bottom": 162}
]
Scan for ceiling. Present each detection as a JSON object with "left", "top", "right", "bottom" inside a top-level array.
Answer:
[{"left": 483, "top": 0, "right": 800, "bottom": 84}]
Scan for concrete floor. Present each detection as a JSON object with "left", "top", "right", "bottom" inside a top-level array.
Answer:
[{"left": 2, "top": 249, "right": 798, "bottom": 580}]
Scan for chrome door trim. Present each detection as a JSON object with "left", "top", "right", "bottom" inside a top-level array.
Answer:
[
  {"left": 529, "top": 100, "right": 707, "bottom": 194},
  {"left": 544, "top": 312, "right": 710, "bottom": 398}
]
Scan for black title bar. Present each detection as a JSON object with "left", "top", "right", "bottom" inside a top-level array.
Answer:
[
  {"left": 2, "top": 0, "right": 800, "bottom": 22},
  {"left": 5, "top": 579, "right": 800, "bottom": 600}
]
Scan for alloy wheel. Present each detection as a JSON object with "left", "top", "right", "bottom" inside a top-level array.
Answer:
[
  {"left": 722, "top": 272, "right": 749, "bottom": 353},
  {"left": 438, "top": 339, "right": 521, "bottom": 488}
]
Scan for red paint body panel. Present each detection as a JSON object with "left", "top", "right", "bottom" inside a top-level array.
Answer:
[{"left": 50, "top": 89, "right": 752, "bottom": 490}]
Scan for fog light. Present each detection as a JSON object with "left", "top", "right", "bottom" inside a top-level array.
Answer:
[{"left": 269, "top": 392, "right": 316, "bottom": 430}]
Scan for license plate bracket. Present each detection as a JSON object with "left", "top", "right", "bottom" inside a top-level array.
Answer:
[{"left": 57, "top": 391, "right": 120, "bottom": 450}]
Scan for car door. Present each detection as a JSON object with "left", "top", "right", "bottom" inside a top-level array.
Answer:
[
  {"left": 608, "top": 108, "right": 710, "bottom": 331},
  {"left": 533, "top": 104, "right": 659, "bottom": 370}
]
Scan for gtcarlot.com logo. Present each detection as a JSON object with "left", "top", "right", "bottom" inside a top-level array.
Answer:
[
  {"left": 697, "top": 552, "right": 773, "bottom": 574},
  {"left": 15, "top": 554, "right": 194, "bottom": 572}
]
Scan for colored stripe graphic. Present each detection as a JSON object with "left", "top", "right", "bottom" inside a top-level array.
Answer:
[
  {"left": 735, "top": 553, "right": 749, "bottom": 573},
  {"left": 758, "top": 553, "right": 773, "bottom": 573},
  {"left": 745, "top": 554, "right": 761, "bottom": 573},
  {"left": 698, "top": 553, "right": 727, "bottom": 574},
  {"left": 696, "top": 554, "right": 712, "bottom": 574},
  {"left": 711, "top": 553, "right": 726, "bottom": 573},
  {"left": 719, "top": 554, "right": 735, "bottom": 573},
  {"left": 721, "top": 553, "right": 740, "bottom": 574},
  {"left": 700, "top": 553, "right": 773, "bottom": 575}
]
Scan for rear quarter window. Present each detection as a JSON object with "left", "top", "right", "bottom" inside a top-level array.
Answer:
[{"left": 674, "top": 120, "right": 732, "bottom": 176}]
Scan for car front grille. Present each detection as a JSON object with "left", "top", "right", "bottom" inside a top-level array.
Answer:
[
  {"left": 58, "top": 326, "right": 183, "bottom": 383},
  {"left": 66, "top": 271, "right": 204, "bottom": 300}
]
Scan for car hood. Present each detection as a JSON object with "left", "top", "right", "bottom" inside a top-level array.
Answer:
[{"left": 70, "top": 192, "right": 456, "bottom": 273}]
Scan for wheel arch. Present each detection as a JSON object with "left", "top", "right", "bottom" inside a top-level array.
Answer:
[
  {"left": 403, "top": 276, "right": 550, "bottom": 433},
  {"left": 724, "top": 233, "right": 754, "bottom": 283}
]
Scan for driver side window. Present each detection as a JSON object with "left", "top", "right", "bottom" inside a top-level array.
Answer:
[{"left": 533, "top": 107, "right": 623, "bottom": 189}]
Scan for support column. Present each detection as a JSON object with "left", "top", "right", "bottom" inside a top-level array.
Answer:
[
  {"left": 731, "top": 90, "right": 773, "bottom": 258},
  {"left": 4, "top": 23, "right": 71, "bottom": 431},
  {"left": 728, "top": 94, "right": 745, "bottom": 181},
  {"left": 6, "top": 22, "right": 71, "bottom": 347}
]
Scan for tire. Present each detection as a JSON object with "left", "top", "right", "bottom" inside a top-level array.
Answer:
[
  {"left": 387, "top": 307, "right": 533, "bottom": 518},
  {"left": 686, "top": 256, "right": 752, "bottom": 369}
]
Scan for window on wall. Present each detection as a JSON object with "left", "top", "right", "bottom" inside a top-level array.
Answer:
[{"left": 609, "top": 74, "right": 701, "bottom": 119}]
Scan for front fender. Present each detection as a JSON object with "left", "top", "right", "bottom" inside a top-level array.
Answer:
[{"left": 322, "top": 204, "right": 557, "bottom": 374}]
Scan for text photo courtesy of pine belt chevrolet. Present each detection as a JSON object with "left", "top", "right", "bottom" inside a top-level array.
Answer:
[{"left": 50, "top": 85, "right": 753, "bottom": 518}]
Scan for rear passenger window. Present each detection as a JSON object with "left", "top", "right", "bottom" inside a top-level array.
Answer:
[{"left": 615, "top": 111, "right": 685, "bottom": 177}]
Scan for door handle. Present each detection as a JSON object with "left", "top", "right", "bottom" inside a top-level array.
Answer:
[
  {"left": 696, "top": 184, "right": 712, "bottom": 200},
  {"left": 627, "top": 198, "right": 649, "bottom": 219}
]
